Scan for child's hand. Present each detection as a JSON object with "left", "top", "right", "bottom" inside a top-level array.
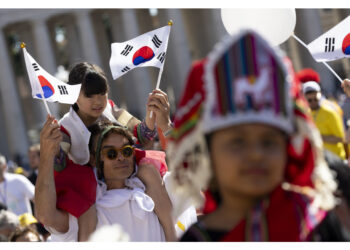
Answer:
[
  {"left": 145, "top": 89, "right": 171, "bottom": 133},
  {"left": 40, "top": 115, "right": 62, "bottom": 158}
]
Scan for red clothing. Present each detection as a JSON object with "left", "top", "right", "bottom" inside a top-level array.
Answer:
[{"left": 54, "top": 158, "right": 96, "bottom": 218}]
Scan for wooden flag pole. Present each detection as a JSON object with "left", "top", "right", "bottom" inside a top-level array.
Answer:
[
  {"left": 21, "top": 42, "right": 51, "bottom": 115},
  {"left": 150, "top": 20, "right": 173, "bottom": 119},
  {"left": 292, "top": 34, "right": 343, "bottom": 83}
]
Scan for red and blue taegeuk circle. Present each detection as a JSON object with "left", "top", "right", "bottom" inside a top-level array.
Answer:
[
  {"left": 132, "top": 46, "right": 155, "bottom": 66},
  {"left": 342, "top": 33, "right": 350, "bottom": 55},
  {"left": 35, "top": 75, "right": 55, "bottom": 98}
]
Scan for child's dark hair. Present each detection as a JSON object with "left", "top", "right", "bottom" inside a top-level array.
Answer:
[
  {"left": 68, "top": 62, "right": 109, "bottom": 110},
  {"left": 88, "top": 120, "right": 134, "bottom": 181}
]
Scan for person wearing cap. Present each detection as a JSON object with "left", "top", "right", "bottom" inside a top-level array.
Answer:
[
  {"left": 302, "top": 81, "right": 346, "bottom": 159},
  {"left": 296, "top": 68, "right": 344, "bottom": 118},
  {"left": 167, "top": 30, "right": 337, "bottom": 241}
]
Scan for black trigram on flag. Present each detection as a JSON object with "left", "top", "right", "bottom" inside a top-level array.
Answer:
[
  {"left": 58, "top": 85, "right": 68, "bottom": 95},
  {"left": 32, "top": 63, "right": 39, "bottom": 71},
  {"left": 157, "top": 52, "right": 165, "bottom": 63},
  {"left": 152, "top": 35, "right": 162, "bottom": 48},
  {"left": 121, "top": 44, "right": 133, "bottom": 56},
  {"left": 121, "top": 66, "right": 131, "bottom": 73},
  {"left": 325, "top": 37, "right": 335, "bottom": 52}
]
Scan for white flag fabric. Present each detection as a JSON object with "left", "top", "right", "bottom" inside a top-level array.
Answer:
[
  {"left": 23, "top": 47, "right": 81, "bottom": 104},
  {"left": 109, "top": 25, "right": 171, "bottom": 80},
  {"left": 307, "top": 16, "right": 350, "bottom": 62}
]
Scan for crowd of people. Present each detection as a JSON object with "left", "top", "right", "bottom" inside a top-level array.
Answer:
[{"left": 1, "top": 28, "right": 350, "bottom": 242}]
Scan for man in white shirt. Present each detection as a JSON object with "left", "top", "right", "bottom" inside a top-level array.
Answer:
[{"left": 0, "top": 154, "right": 35, "bottom": 215}]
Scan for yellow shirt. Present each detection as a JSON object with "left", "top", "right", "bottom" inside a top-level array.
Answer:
[
  {"left": 321, "top": 98, "right": 343, "bottom": 118},
  {"left": 312, "top": 104, "right": 346, "bottom": 159}
]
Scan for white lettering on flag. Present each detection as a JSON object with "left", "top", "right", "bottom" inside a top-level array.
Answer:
[
  {"left": 23, "top": 47, "right": 81, "bottom": 104},
  {"left": 109, "top": 25, "right": 171, "bottom": 80},
  {"left": 307, "top": 15, "right": 350, "bottom": 62}
]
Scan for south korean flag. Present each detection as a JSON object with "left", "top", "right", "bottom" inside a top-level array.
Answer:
[
  {"left": 109, "top": 24, "right": 171, "bottom": 80},
  {"left": 307, "top": 15, "right": 350, "bottom": 62},
  {"left": 22, "top": 46, "right": 81, "bottom": 104}
]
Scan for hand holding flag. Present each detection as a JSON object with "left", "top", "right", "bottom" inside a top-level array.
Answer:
[{"left": 22, "top": 43, "right": 81, "bottom": 109}]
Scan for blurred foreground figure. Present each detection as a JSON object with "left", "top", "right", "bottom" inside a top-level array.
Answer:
[{"left": 167, "top": 30, "right": 338, "bottom": 241}]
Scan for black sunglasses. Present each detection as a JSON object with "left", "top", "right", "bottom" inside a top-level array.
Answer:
[
  {"left": 306, "top": 98, "right": 319, "bottom": 103},
  {"left": 101, "top": 145, "right": 134, "bottom": 160}
]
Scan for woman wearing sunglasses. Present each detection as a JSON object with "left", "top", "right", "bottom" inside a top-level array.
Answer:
[{"left": 36, "top": 117, "right": 171, "bottom": 241}]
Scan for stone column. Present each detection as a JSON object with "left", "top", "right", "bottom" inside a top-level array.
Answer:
[
  {"left": 0, "top": 94, "right": 10, "bottom": 158},
  {"left": 62, "top": 14, "right": 83, "bottom": 65},
  {"left": 283, "top": 36, "right": 303, "bottom": 72},
  {"left": 294, "top": 9, "right": 335, "bottom": 96},
  {"left": 0, "top": 29, "right": 29, "bottom": 160},
  {"left": 181, "top": 9, "right": 226, "bottom": 60},
  {"left": 90, "top": 11, "right": 113, "bottom": 82},
  {"left": 119, "top": 9, "right": 153, "bottom": 118},
  {"left": 75, "top": 10, "right": 102, "bottom": 67},
  {"left": 32, "top": 17, "right": 59, "bottom": 119},
  {"left": 108, "top": 9, "right": 128, "bottom": 110},
  {"left": 157, "top": 9, "right": 193, "bottom": 109}
]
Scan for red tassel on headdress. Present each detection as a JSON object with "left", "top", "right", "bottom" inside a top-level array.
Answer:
[{"left": 202, "top": 190, "right": 218, "bottom": 214}]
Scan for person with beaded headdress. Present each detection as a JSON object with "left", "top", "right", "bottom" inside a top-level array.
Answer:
[{"left": 167, "top": 30, "right": 338, "bottom": 241}]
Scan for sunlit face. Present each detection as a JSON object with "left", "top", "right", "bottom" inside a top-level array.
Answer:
[
  {"left": 305, "top": 91, "right": 321, "bottom": 111},
  {"left": 209, "top": 124, "right": 288, "bottom": 199},
  {"left": 76, "top": 93, "right": 108, "bottom": 119},
  {"left": 28, "top": 150, "right": 40, "bottom": 170},
  {"left": 101, "top": 133, "right": 135, "bottom": 187}
]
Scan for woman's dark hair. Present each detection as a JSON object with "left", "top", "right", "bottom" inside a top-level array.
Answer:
[
  {"left": 88, "top": 120, "right": 134, "bottom": 181},
  {"left": 68, "top": 62, "right": 109, "bottom": 111}
]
